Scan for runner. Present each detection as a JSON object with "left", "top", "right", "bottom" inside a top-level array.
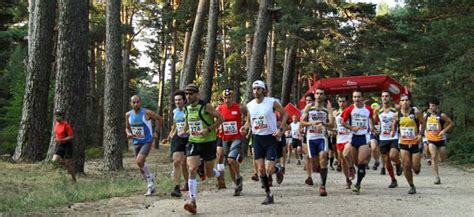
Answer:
[
  {"left": 391, "top": 94, "right": 425, "bottom": 194},
  {"left": 125, "top": 95, "right": 164, "bottom": 196},
  {"left": 332, "top": 95, "right": 353, "bottom": 189},
  {"left": 376, "top": 91, "right": 402, "bottom": 188},
  {"left": 370, "top": 102, "right": 382, "bottom": 173},
  {"left": 167, "top": 90, "right": 189, "bottom": 197},
  {"left": 52, "top": 109, "right": 76, "bottom": 182},
  {"left": 300, "top": 88, "right": 333, "bottom": 196},
  {"left": 301, "top": 93, "right": 316, "bottom": 186},
  {"left": 180, "top": 84, "right": 225, "bottom": 214},
  {"left": 425, "top": 97, "right": 454, "bottom": 184},
  {"left": 288, "top": 115, "right": 303, "bottom": 165},
  {"left": 240, "top": 80, "right": 287, "bottom": 205},
  {"left": 341, "top": 89, "right": 376, "bottom": 195},
  {"left": 216, "top": 88, "right": 245, "bottom": 196}
]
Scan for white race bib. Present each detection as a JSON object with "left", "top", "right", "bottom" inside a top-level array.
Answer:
[
  {"left": 176, "top": 122, "right": 185, "bottom": 133},
  {"left": 400, "top": 127, "right": 416, "bottom": 140},
  {"left": 427, "top": 123, "right": 439, "bottom": 132},
  {"left": 253, "top": 116, "right": 268, "bottom": 133},
  {"left": 131, "top": 126, "right": 145, "bottom": 138},
  {"left": 353, "top": 117, "right": 368, "bottom": 130},
  {"left": 222, "top": 121, "right": 238, "bottom": 135},
  {"left": 381, "top": 125, "right": 392, "bottom": 136},
  {"left": 189, "top": 120, "right": 204, "bottom": 136}
]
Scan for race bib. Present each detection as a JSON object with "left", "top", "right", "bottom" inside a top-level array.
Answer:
[
  {"left": 427, "top": 123, "right": 439, "bottom": 132},
  {"left": 400, "top": 127, "right": 416, "bottom": 140},
  {"left": 308, "top": 125, "right": 325, "bottom": 136},
  {"left": 253, "top": 116, "right": 268, "bottom": 132},
  {"left": 131, "top": 126, "right": 145, "bottom": 138},
  {"left": 337, "top": 126, "right": 350, "bottom": 135},
  {"left": 381, "top": 125, "right": 392, "bottom": 136},
  {"left": 188, "top": 120, "right": 204, "bottom": 136},
  {"left": 353, "top": 117, "right": 368, "bottom": 130},
  {"left": 222, "top": 121, "right": 238, "bottom": 135},
  {"left": 176, "top": 122, "right": 185, "bottom": 133}
]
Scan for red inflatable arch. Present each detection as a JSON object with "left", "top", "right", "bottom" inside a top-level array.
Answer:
[{"left": 297, "top": 74, "right": 409, "bottom": 109}]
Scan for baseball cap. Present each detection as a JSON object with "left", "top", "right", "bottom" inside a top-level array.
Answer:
[{"left": 222, "top": 88, "right": 233, "bottom": 97}]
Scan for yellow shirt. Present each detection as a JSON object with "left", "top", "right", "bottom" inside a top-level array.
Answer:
[
  {"left": 399, "top": 109, "right": 419, "bottom": 145},
  {"left": 426, "top": 114, "right": 443, "bottom": 142}
]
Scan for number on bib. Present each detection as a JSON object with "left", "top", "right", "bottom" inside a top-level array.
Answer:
[
  {"left": 131, "top": 126, "right": 145, "bottom": 138},
  {"left": 222, "top": 121, "right": 238, "bottom": 135},
  {"left": 189, "top": 121, "right": 203, "bottom": 136}
]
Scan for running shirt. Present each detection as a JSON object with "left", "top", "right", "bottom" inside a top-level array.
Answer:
[
  {"left": 342, "top": 104, "right": 374, "bottom": 135},
  {"left": 398, "top": 108, "right": 419, "bottom": 145},
  {"left": 129, "top": 108, "right": 153, "bottom": 145},
  {"left": 217, "top": 102, "right": 242, "bottom": 141},
  {"left": 378, "top": 107, "right": 398, "bottom": 141},
  {"left": 186, "top": 100, "right": 216, "bottom": 143},
  {"left": 173, "top": 107, "right": 188, "bottom": 138},
  {"left": 306, "top": 106, "right": 329, "bottom": 140},
  {"left": 54, "top": 121, "right": 74, "bottom": 141},
  {"left": 247, "top": 97, "right": 278, "bottom": 135},
  {"left": 335, "top": 110, "right": 351, "bottom": 144},
  {"left": 290, "top": 122, "right": 300, "bottom": 139},
  {"left": 426, "top": 112, "right": 444, "bottom": 142}
]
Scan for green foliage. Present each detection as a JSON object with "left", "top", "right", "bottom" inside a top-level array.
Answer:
[{"left": 0, "top": 45, "right": 27, "bottom": 154}]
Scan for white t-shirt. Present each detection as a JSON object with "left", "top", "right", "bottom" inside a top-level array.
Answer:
[
  {"left": 379, "top": 108, "right": 399, "bottom": 141},
  {"left": 290, "top": 122, "right": 300, "bottom": 139},
  {"left": 306, "top": 106, "right": 329, "bottom": 140},
  {"left": 335, "top": 112, "right": 351, "bottom": 143},
  {"left": 342, "top": 104, "right": 373, "bottom": 136},
  {"left": 247, "top": 97, "right": 278, "bottom": 136}
]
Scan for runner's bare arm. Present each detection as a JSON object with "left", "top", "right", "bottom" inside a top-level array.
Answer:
[
  {"left": 390, "top": 112, "right": 398, "bottom": 137},
  {"left": 205, "top": 103, "right": 225, "bottom": 131},
  {"left": 125, "top": 112, "right": 133, "bottom": 139},
  {"left": 416, "top": 109, "right": 425, "bottom": 139},
  {"left": 145, "top": 109, "right": 164, "bottom": 130},
  {"left": 327, "top": 106, "right": 335, "bottom": 128},
  {"left": 274, "top": 100, "right": 288, "bottom": 132},
  {"left": 440, "top": 113, "right": 454, "bottom": 135},
  {"left": 240, "top": 111, "right": 251, "bottom": 135},
  {"left": 299, "top": 105, "right": 312, "bottom": 127}
]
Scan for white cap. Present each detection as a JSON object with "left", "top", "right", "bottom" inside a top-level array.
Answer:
[{"left": 252, "top": 80, "right": 266, "bottom": 89}]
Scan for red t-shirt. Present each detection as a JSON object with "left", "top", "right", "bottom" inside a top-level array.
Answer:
[
  {"left": 217, "top": 103, "right": 242, "bottom": 141},
  {"left": 54, "top": 121, "right": 74, "bottom": 141}
]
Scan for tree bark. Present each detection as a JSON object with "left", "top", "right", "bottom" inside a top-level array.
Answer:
[
  {"left": 14, "top": 0, "right": 56, "bottom": 162},
  {"left": 200, "top": 0, "right": 219, "bottom": 103},
  {"left": 179, "top": 30, "right": 191, "bottom": 89},
  {"left": 245, "top": 0, "right": 274, "bottom": 103},
  {"left": 265, "top": 27, "right": 276, "bottom": 97},
  {"left": 181, "top": 0, "right": 209, "bottom": 88},
  {"left": 281, "top": 43, "right": 297, "bottom": 106},
  {"left": 46, "top": 0, "right": 88, "bottom": 174},
  {"left": 103, "top": 0, "right": 123, "bottom": 171}
]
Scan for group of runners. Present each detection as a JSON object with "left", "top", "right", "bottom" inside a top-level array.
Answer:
[{"left": 97, "top": 79, "right": 452, "bottom": 215}]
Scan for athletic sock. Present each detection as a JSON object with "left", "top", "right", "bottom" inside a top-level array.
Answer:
[
  {"left": 356, "top": 164, "right": 367, "bottom": 186},
  {"left": 260, "top": 175, "right": 270, "bottom": 193},
  {"left": 320, "top": 168, "right": 328, "bottom": 186},
  {"left": 212, "top": 168, "right": 221, "bottom": 177},
  {"left": 188, "top": 178, "right": 197, "bottom": 200},
  {"left": 217, "top": 163, "right": 225, "bottom": 171}
]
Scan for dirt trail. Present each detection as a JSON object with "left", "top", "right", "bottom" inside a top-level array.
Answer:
[{"left": 57, "top": 157, "right": 474, "bottom": 217}]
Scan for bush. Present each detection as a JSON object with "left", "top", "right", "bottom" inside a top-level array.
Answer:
[{"left": 447, "top": 131, "right": 474, "bottom": 164}]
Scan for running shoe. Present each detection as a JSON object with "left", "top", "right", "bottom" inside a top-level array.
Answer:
[
  {"left": 305, "top": 177, "right": 314, "bottom": 186},
  {"left": 352, "top": 185, "right": 360, "bottom": 195},
  {"left": 345, "top": 179, "right": 352, "bottom": 189},
  {"left": 372, "top": 161, "right": 380, "bottom": 170},
  {"left": 408, "top": 185, "right": 416, "bottom": 194},
  {"left": 234, "top": 176, "right": 243, "bottom": 196},
  {"left": 319, "top": 186, "right": 328, "bottom": 197},
  {"left": 287, "top": 159, "right": 291, "bottom": 164},
  {"left": 171, "top": 185, "right": 182, "bottom": 197},
  {"left": 336, "top": 164, "right": 342, "bottom": 172},
  {"left": 184, "top": 200, "right": 197, "bottom": 214},
  {"left": 261, "top": 194, "right": 274, "bottom": 205},
  {"left": 349, "top": 167, "right": 356, "bottom": 180},
  {"left": 434, "top": 176, "right": 441, "bottom": 185},
  {"left": 251, "top": 173, "right": 259, "bottom": 182},
  {"left": 388, "top": 180, "right": 398, "bottom": 188},
  {"left": 180, "top": 183, "right": 189, "bottom": 192},
  {"left": 144, "top": 188, "right": 155, "bottom": 197},
  {"left": 380, "top": 167, "right": 386, "bottom": 175}
]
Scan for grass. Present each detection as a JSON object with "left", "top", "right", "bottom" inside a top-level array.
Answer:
[
  {"left": 0, "top": 143, "right": 256, "bottom": 214},
  {"left": 0, "top": 146, "right": 176, "bottom": 214}
]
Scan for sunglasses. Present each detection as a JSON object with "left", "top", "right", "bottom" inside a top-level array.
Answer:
[{"left": 185, "top": 92, "right": 194, "bottom": 95}]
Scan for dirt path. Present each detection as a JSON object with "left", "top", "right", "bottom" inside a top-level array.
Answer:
[{"left": 58, "top": 157, "right": 474, "bottom": 216}]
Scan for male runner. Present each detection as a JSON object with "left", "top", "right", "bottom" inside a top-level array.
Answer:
[
  {"left": 333, "top": 95, "right": 353, "bottom": 189},
  {"left": 289, "top": 115, "right": 303, "bottom": 165},
  {"left": 52, "top": 109, "right": 76, "bottom": 182},
  {"left": 125, "top": 95, "right": 163, "bottom": 196},
  {"left": 391, "top": 94, "right": 425, "bottom": 194},
  {"left": 240, "top": 80, "right": 287, "bottom": 204}
]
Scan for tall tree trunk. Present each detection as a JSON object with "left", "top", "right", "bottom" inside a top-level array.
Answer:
[
  {"left": 168, "top": 34, "right": 177, "bottom": 130},
  {"left": 14, "top": 0, "right": 56, "bottom": 162},
  {"left": 181, "top": 0, "right": 209, "bottom": 87},
  {"left": 200, "top": 0, "right": 218, "bottom": 103},
  {"left": 241, "top": 21, "right": 252, "bottom": 103},
  {"left": 281, "top": 43, "right": 297, "bottom": 106},
  {"left": 96, "top": 45, "right": 105, "bottom": 148},
  {"left": 179, "top": 30, "right": 191, "bottom": 89},
  {"left": 87, "top": 44, "right": 98, "bottom": 146},
  {"left": 27, "top": 0, "right": 36, "bottom": 55},
  {"left": 220, "top": 0, "right": 228, "bottom": 86},
  {"left": 265, "top": 27, "right": 276, "bottom": 97},
  {"left": 46, "top": 0, "right": 88, "bottom": 174},
  {"left": 245, "top": 0, "right": 274, "bottom": 103},
  {"left": 103, "top": 0, "right": 123, "bottom": 171}
]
